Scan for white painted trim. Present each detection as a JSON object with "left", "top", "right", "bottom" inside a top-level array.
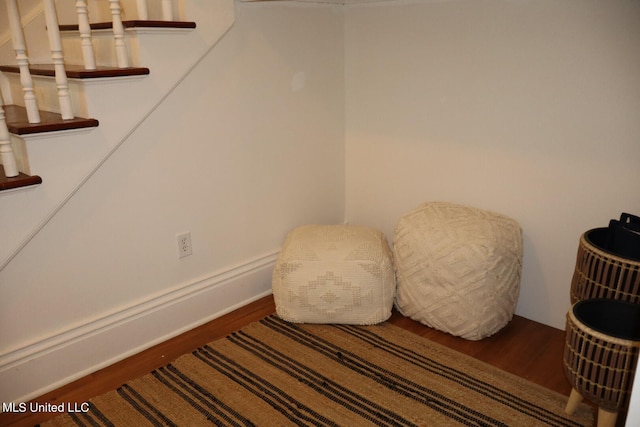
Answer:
[
  {"left": 13, "top": 127, "right": 97, "bottom": 143},
  {"left": 127, "top": 27, "right": 197, "bottom": 36},
  {"left": 0, "top": 250, "right": 278, "bottom": 405},
  {"left": 0, "top": 183, "right": 41, "bottom": 195}
]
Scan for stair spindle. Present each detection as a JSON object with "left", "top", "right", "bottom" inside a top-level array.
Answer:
[
  {"left": 43, "top": 0, "right": 74, "bottom": 120},
  {"left": 137, "top": 0, "right": 149, "bottom": 20},
  {"left": 5, "top": 0, "right": 41, "bottom": 124},
  {"left": 0, "top": 97, "right": 19, "bottom": 178},
  {"left": 162, "top": 0, "right": 174, "bottom": 21},
  {"left": 109, "top": 0, "right": 130, "bottom": 68},
  {"left": 75, "top": 0, "right": 97, "bottom": 70}
]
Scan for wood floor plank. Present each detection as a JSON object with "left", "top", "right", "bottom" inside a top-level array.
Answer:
[{"left": 0, "top": 295, "right": 611, "bottom": 427}]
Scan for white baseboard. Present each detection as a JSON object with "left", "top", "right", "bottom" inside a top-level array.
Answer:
[{"left": 0, "top": 250, "right": 278, "bottom": 405}]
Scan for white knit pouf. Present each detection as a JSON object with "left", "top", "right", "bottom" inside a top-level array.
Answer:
[
  {"left": 273, "top": 225, "right": 396, "bottom": 324},
  {"left": 393, "top": 202, "right": 523, "bottom": 340}
]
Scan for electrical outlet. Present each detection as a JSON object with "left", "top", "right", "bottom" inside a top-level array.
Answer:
[{"left": 176, "top": 232, "right": 192, "bottom": 258}]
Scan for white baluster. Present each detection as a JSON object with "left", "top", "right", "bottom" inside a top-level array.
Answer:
[
  {"left": 75, "top": 0, "right": 96, "bottom": 70},
  {"left": 43, "top": 0, "right": 74, "bottom": 120},
  {"left": 109, "top": 0, "right": 130, "bottom": 68},
  {"left": 0, "top": 97, "right": 19, "bottom": 178},
  {"left": 137, "top": 0, "right": 148, "bottom": 20},
  {"left": 5, "top": 0, "right": 40, "bottom": 124},
  {"left": 162, "top": 0, "right": 174, "bottom": 21}
]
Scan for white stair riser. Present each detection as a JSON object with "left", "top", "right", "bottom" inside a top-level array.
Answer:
[
  {"left": 0, "top": 1, "right": 177, "bottom": 66},
  {"left": 54, "top": 0, "right": 178, "bottom": 24},
  {"left": 92, "top": 0, "right": 178, "bottom": 22},
  {"left": 60, "top": 29, "right": 139, "bottom": 68},
  {"left": 8, "top": 26, "right": 199, "bottom": 121},
  {"left": 2, "top": 73, "right": 89, "bottom": 118}
]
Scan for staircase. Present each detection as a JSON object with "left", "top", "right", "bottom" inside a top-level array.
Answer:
[{"left": 0, "top": 0, "right": 234, "bottom": 268}]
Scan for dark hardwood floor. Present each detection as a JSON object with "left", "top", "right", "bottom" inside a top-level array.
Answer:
[{"left": 1, "top": 295, "right": 606, "bottom": 426}]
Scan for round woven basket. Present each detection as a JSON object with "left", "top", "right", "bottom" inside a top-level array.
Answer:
[
  {"left": 563, "top": 299, "right": 640, "bottom": 411},
  {"left": 570, "top": 228, "right": 640, "bottom": 304}
]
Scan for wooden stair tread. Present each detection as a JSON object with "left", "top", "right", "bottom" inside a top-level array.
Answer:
[
  {"left": 3, "top": 105, "right": 99, "bottom": 135},
  {"left": 0, "top": 165, "right": 42, "bottom": 191},
  {"left": 0, "top": 19, "right": 193, "bottom": 192},
  {"left": 0, "top": 64, "right": 150, "bottom": 79},
  {"left": 60, "top": 20, "right": 196, "bottom": 31}
]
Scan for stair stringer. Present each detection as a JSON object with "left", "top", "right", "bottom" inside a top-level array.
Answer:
[{"left": 0, "top": 0, "right": 235, "bottom": 270}]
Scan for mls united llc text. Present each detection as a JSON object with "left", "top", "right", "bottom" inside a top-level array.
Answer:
[{"left": 3, "top": 401, "right": 90, "bottom": 414}]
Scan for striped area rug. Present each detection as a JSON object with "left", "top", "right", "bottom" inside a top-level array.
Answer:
[{"left": 43, "top": 315, "right": 593, "bottom": 426}]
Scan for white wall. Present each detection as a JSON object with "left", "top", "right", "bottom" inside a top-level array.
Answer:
[
  {"left": 0, "top": 0, "right": 344, "bottom": 403},
  {"left": 344, "top": 0, "right": 640, "bottom": 330},
  {"left": 2, "top": 0, "right": 639, "bottom": 407}
]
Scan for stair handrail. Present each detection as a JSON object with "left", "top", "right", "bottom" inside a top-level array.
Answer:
[
  {"left": 5, "top": 0, "right": 41, "bottom": 124},
  {"left": 0, "top": 94, "right": 19, "bottom": 178}
]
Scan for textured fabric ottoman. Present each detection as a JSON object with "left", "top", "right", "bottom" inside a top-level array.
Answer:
[
  {"left": 393, "top": 202, "right": 523, "bottom": 340},
  {"left": 272, "top": 225, "right": 396, "bottom": 324}
]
